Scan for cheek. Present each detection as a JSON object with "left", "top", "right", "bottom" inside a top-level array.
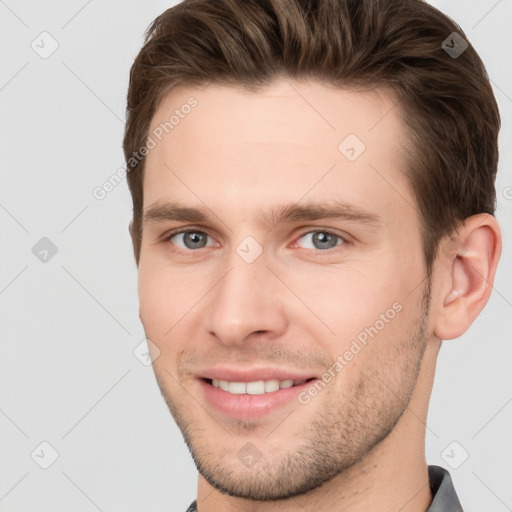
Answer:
[
  {"left": 138, "top": 257, "right": 181, "bottom": 340},
  {"left": 137, "top": 256, "right": 209, "bottom": 344},
  {"left": 138, "top": 261, "right": 165, "bottom": 325},
  {"left": 285, "top": 261, "right": 404, "bottom": 339},
  {"left": 322, "top": 302, "right": 416, "bottom": 404}
]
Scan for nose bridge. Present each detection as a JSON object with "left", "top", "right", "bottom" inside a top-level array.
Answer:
[{"left": 206, "top": 246, "right": 287, "bottom": 345}]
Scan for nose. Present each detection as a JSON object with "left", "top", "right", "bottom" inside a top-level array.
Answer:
[{"left": 205, "top": 254, "right": 289, "bottom": 347}]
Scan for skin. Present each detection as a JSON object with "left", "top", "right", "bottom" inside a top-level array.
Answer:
[{"left": 133, "top": 79, "right": 502, "bottom": 511}]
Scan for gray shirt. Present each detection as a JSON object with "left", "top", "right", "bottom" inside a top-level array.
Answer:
[{"left": 185, "top": 465, "right": 463, "bottom": 511}]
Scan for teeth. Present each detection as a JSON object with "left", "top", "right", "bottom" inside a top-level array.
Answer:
[
  {"left": 265, "top": 379, "right": 280, "bottom": 393},
  {"left": 228, "top": 382, "right": 247, "bottom": 394},
  {"left": 211, "top": 378, "right": 308, "bottom": 394},
  {"left": 246, "top": 381, "right": 266, "bottom": 395}
]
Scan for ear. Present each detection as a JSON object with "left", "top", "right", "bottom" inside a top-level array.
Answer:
[{"left": 433, "top": 213, "right": 502, "bottom": 340}]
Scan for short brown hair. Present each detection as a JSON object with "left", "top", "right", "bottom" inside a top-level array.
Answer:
[{"left": 123, "top": 0, "right": 500, "bottom": 275}]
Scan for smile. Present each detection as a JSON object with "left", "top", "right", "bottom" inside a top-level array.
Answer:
[
  {"left": 209, "top": 378, "right": 313, "bottom": 395},
  {"left": 199, "top": 376, "right": 319, "bottom": 418}
]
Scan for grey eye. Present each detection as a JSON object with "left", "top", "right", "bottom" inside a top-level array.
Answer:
[
  {"left": 171, "top": 231, "right": 210, "bottom": 250},
  {"left": 297, "top": 231, "right": 344, "bottom": 250}
]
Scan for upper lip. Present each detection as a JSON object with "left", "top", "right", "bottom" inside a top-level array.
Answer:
[{"left": 197, "top": 367, "right": 318, "bottom": 382}]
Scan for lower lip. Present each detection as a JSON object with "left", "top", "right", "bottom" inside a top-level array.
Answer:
[{"left": 198, "top": 378, "right": 318, "bottom": 419}]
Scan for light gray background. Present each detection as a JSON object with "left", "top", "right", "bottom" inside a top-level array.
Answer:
[{"left": 0, "top": 1, "right": 511, "bottom": 510}]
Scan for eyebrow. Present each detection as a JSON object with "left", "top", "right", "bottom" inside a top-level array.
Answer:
[{"left": 143, "top": 200, "right": 383, "bottom": 230}]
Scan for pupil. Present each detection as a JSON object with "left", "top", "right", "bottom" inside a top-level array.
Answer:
[
  {"left": 185, "top": 232, "right": 205, "bottom": 249},
  {"left": 314, "top": 232, "right": 336, "bottom": 249}
]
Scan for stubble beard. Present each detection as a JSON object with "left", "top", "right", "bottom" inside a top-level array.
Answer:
[{"left": 152, "top": 284, "right": 431, "bottom": 502}]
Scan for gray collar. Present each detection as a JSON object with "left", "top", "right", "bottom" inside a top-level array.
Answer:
[{"left": 426, "top": 465, "right": 464, "bottom": 511}]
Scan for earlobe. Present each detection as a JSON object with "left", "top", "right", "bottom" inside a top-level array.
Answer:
[{"left": 433, "top": 214, "right": 502, "bottom": 340}]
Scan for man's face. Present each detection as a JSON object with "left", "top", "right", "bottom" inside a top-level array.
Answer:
[{"left": 137, "top": 79, "right": 433, "bottom": 500}]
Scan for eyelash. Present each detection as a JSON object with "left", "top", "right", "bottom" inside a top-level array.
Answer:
[{"left": 162, "top": 227, "right": 349, "bottom": 255}]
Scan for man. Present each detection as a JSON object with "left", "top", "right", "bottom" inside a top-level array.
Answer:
[{"left": 123, "top": 0, "right": 502, "bottom": 510}]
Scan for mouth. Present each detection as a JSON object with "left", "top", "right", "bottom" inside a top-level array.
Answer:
[
  {"left": 198, "top": 376, "right": 319, "bottom": 418},
  {"left": 202, "top": 377, "right": 317, "bottom": 395}
]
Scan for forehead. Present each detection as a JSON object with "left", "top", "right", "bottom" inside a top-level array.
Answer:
[{"left": 143, "top": 79, "right": 416, "bottom": 226}]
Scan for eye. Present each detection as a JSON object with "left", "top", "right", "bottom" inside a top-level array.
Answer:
[
  {"left": 166, "top": 229, "right": 216, "bottom": 251},
  {"left": 294, "top": 230, "right": 346, "bottom": 251}
]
